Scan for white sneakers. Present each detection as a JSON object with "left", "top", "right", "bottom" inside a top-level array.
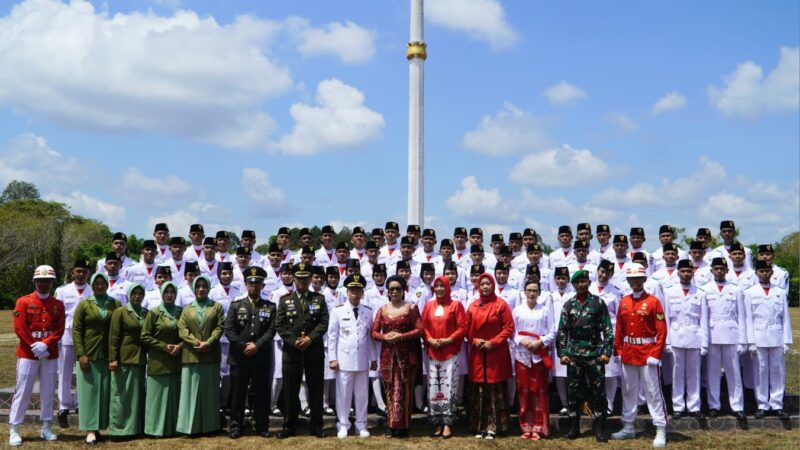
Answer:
[
  {"left": 358, "top": 429, "right": 370, "bottom": 438},
  {"left": 40, "top": 421, "right": 58, "bottom": 441},
  {"left": 611, "top": 422, "right": 635, "bottom": 440},
  {"left": 338, "top": 428, "right": 370, "bottom": 439},
  {"left": 8, "top": 424, "right": 22, "bottom": 447},
  {"left": 653, "top": 426, "right": 667, "bottom": 448}
]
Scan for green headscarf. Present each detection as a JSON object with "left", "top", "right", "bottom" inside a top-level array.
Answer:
[
  {"left": 126, "top": 282, "right": 146, "bottom": 325},
  {"left": 192, "top": 275, "right": 212, "bottom": 325},
  {"left": 159, "top": 281, "right": 179, "bottom": 319},
  {"left": 90, "top": 272, "right": 112, "bottom": 319}
]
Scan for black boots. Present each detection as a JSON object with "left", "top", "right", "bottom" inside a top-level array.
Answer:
[
  {"left": 565, "top": 414, "right": 581, "bottom": 439},
  {"left": 593, "top": 414, "right": 608, "bottom": 442}
]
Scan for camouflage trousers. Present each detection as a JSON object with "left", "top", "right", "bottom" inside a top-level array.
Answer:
[{"left": 566, "top": 359, "right": 606, "bottom": 418}]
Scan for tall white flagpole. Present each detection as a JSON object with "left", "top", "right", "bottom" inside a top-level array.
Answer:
[{"left": 407, "top": 0, "right": 425, "bottom": 227}]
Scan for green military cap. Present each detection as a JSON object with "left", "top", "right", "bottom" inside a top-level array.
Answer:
[
  {"left": 570, "top": 269, "right": 589, "bottom": 283},
  {"left": 292, "top": 262, "right": 311, "bottom": 278}
]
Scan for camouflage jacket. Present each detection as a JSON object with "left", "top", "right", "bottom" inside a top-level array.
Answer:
[{"left": 556, "top": 293, "right": 614, "bottom": 360}]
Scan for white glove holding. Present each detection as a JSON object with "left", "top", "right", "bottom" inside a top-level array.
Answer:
[
  {"left": 614, "top": 355, "right": 621, "bottom": 363},
  {"left": 737, "top": 344, "right": 745, "bottom": 355},
  {"left": 665, "top": 345, "right": 672, "bottom": 354},
  {"left": 646, "top": 356, "right": 661, "bottom": 366},
  {"left": 700, "top": 347, "right": 708, "bottom": 357},
  {"left": 37, "top": 350, "right": 49, "bottom": 361},
  {"left": 748, "top": 344, "right": 757, "bottom": 353},
  {"left": 30, "top": 342, "right": 47, "bottom": 357},
  {"left": 784, "top": 344, "right": 790, "bottom": 355}
]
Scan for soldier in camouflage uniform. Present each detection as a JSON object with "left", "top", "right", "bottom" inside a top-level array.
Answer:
[{"left": 557, "top": 269, "right": 614, "bottom": 442}]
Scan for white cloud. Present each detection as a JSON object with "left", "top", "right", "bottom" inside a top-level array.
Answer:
[
  {"left": 651, "top": 91, "right": 687, "bottom": 115},
  {"left": 45, "top": 191, "right": 125, "bottom": 227},
  {"left": 328, "top": 220, "right": 368, "bottom": 233},
  {"left": 241, "top": 168, "right": 288, "bottom": 217},
  {"left": 509, "top": 145, "right": 609, "bottom": 187},
  {"left": 463, "top": 102, "right": 549, "bottom": 155},
  {"left": 147, "top": 201, "right": 241, "bottom": 238},
  {"left": 275, "top": 79, "right": 384, "bottom": 155},
  {"left": 0, "top": 133, "right": 83, "bottom": 192},
  {"left": 285, "top": 16, "right": 376, "bottom": 64},
  {"left": 120, "top": 167, "right": 195, "bottom": 209},
  {"left": 0, "top": 0, "right": 291, "bottom": 149},
  {"left": 427, "top": 0, "right": 519, "bottom": 50},
  {"left": 542, "top": 81, "right": 586, "bottom": 106},
  {"left": 707, "top": 46, "right": 800, "bottom": 119},
  {"left": 605, "top": 113, "right": 639, "bottom": 133},
  {"left": 445, "top": 176, "right": 515, "bottom": 221}
]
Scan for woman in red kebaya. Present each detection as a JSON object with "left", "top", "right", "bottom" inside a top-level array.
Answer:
[
  {"left": 421, "top": 276, "right": 468, "bottom": 439},
  {"left": 466, "top": 273, "right": 515, "bottom": 440}
]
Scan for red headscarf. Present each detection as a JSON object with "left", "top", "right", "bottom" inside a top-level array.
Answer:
[
  {"left": 477, "top": 273, "right": 497, "bottom": 304},
  {"left": 433, "top": 275, "right": 452, "bottom": 304}
]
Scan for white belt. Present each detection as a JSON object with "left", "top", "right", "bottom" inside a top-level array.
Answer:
[
  {"left": 623, "top": 336, "right": 655, "bottom": 345},
  {"left": 31, "top": 331, "right": 51, "bottom": 339}
]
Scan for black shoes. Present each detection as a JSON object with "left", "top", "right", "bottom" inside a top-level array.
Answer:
[
  {"left": 276, "top": 429, "right": 295, "bottom": 439},
  {"left": 565, "top": 416, "right": 580, "bottom": 439},
  {"left": 310, "top": 429, "right": 327, "bottom": 438},
  {"left": 258, "top": 430, "right": 273, "bottom": 438},
  {"left": 672, "top": 411, "right": 685, "bottom": 420},
  {"left": 228, "top": 430, "right": 242, "bottom": 439},
  {"left": 593, "top": 415, "right": 608, "bottom": 443},
  {"left": 776, "top": 409, "right": 790, "bottom": 419},
  {"left": 734, "top": 411, "right": 747, "bottom": 420},
  {"left": 708, "top": 409, "right": 719, "bottom": 419},
  {"left": 754, "top": 409, "right": 767, "bottom": 419},
  {"left": 57, "top": 409, "right": 70, "bottom": 428},
  {"left": 689, "top": 411, "right": 705, "bottom": 419}
]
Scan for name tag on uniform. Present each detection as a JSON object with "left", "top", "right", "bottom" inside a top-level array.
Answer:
[
  {"left": 259, "top": 310, "right": 269, "bottom": 318},
  {"left": 342, "top": 317, "right": 351, "bottom": 321},
  {"left": 309, "top": 303, "right": 319, "bottom": 312}
]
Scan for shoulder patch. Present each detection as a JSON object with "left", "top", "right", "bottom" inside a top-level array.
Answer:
[{"left": 656, "top": 312, "right": 664, "bottom": 321}]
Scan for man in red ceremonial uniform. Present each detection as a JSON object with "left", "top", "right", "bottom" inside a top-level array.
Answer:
[
  {"left": 8, "top": 265, "right": 65, "bottom": 447},
  {"left": 611, "top": 263, "right": 668, "bottom": 448}
]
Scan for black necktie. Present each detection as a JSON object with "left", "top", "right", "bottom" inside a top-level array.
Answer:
[{"left": 353, "top": 306, "right": 359, "bottom": 321}]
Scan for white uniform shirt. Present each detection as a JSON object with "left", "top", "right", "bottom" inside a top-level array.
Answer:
[
  {"left": 651, "top": 247, "right": 689, "bottom": 272},
  {"left": 327, "top": 302, "right": 378, "bottom": 371},
  {"left": 650, "top": 266, "right": 680, "bottom": 293},
  {"left": 549, "top": 247, "right": 576, "bottom": 270},
  {"left": 198, "top": 258, "right": 220, "bottom": 287},
  {"left": 726, "top": 267, "right": 757, "bottom": 291},
  {"left": 55, "top": 282, "right": 92, "bottom": 346},
  {"left": 186, "top": 246, "right": 204, "bottom": 262},
  {"left": 700, "top": 280, "right": 746, "bottom": 346},
  {"left": 512, "top": 301, "right": 556, "bottom": 367},
  {"left": 349, "top": 248, "right": 368, "bottom": 264},
  {"left": 693, "top": 262, "right": 712, "bottom": 286},
  {"left": 378, "top": 243, "right": 401, "bottom": 267},
  {"left": 106, "top": 275, "right": 129, "bottom": 305},
  {"left": 166, "top": 258, "right": 188, "bottom": 288},
  {"left": 770, "top": 265, "right": 790, "bottom": 291},
  {"left": 176, "top": 285, "right": 195, "bottom": 308},
  {"left": 155, "top": 246, "right": 172, "bottom": 265},
  {"left": 96, "top": 255, "right": 134, "bottom": 275},
  {"left": 714, "top": 244, "right": 753, "bottom": 270},
  {"left": 413, "top": 249, "right": 438, "bottom": 264},
  {"left": 567, "top": 262, "right": 598, "bottom": 283},
  {"left": 743, "top": 284, "right": 792, "bottom": 348},
  {"left": 314, "top": 248, "right": 337, "bottom": 268},
  {"left": 590, "top": 283, "right": 621, "bottom": 328},
  {"left": 124, "top": 261, "right": 156, "bottom": 290},
  {"left": 661, "top": 283, "right": 708, "bottom": 349},
  {"left": 216, "top": 251, "right": 232, "bottom": 263},
  {"left": 496, "top": 283, "right": 519, "bottom": 311},
  {"left": 411, "top": 283, "right": 433, "bottom": 312},
  {"left": 142, "top": 288, "right": 162, "bottom": 310}
]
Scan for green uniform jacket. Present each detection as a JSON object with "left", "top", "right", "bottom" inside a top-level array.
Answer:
[
  {"left": 72, "top": 296, "right": 122, "bottom": 361},
  {"left": 108, "top": 304, "right": 147, "bottom": 366},
  {"left": 178, "top": 300, "right": 224, "bottom": 365},
  {"left": 224, "top": 295, "right": 276, "bottom": 367},
  {"left": 140, "top": 305, "right": 183, "bottom": 376},
  {"left": 274, "top": 290, "right": 329, "bottom": 358},
  {"left": 556, "top": 293, "right": 614, "bottom": 360}
]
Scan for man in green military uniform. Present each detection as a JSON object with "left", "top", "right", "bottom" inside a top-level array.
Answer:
[
  {"left": 556, "top": 269, "right": 614, "bottom": 442},
  {"left": 225, "top": 266, "right": 277, "bottom": 439},
  {"left": 275, "top": 263, "right": 329, "bottom": 439}
]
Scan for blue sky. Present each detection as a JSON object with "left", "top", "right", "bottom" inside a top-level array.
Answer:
[{"left": 0, "top": 0, "right": 797, "bottom": 247}]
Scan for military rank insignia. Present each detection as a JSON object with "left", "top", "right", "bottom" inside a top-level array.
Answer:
[{"left": 656, "top": 312, "right": 664, "bottom": 321}]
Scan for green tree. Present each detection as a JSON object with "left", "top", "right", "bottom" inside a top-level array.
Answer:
[
  {"left": 773, "top": 232, "right": 799, "bottom": 307},
  {"left": 0, "top": 180, "right": 40, "bottom": 203}
]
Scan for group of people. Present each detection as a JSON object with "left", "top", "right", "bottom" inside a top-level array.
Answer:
[{"left": 7, "top": 220, "right": 793, "bottom": 448}]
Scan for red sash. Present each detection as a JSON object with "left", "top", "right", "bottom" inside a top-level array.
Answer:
[{"left": 519, "top": 331, "right": 552, "bottom": 369}]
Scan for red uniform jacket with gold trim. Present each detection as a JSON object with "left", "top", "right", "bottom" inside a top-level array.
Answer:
[
  {"left": 13, "top": 292, "right": 65, "bottom": 360},
  {"left": 613, "top": 292, "right": 666, "bottom": 365}
]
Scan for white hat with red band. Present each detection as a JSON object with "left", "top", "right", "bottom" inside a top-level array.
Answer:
[{"left": 33, "top": 265, "right": 56, "bottom": 280}]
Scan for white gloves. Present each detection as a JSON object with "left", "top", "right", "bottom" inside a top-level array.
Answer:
[
  {"left": 665, "top": 345, "right": 672, "bottom": 354},
  {"left": 614, "top": 355, "right": 621, "bottom": 363},
  {"left": 30, "top": 342, "right": 48, "bottom": 358},
  {"left": 748, "top": 344, "right": 757, "bottom": 353},
  {"left": 646, "top": 356, "right": 661, "bottom": 366},
  {"left": 700, "top": 347, "right": 708, "bottom": 357},
  {"left": 737, "top": 344, "right": 745, "bottom": 355},
  {"left": 784, "top": 344, "right": 791, "bottom": 355}
]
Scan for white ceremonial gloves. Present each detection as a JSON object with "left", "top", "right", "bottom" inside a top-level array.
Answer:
[{"left": 646, "top": 356, "right": 661, "bottom": 366}]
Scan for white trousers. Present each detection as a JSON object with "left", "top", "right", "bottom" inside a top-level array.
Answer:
[
  {"left": 741, "top": 352, "right": 756, "bottom": 389},
  {"left": 9, "top": 358, "right": 57, "bottom": 425},
  {"left": 621, "top": 363, "right": 667, "bottom": 427},
  {"left": 706, "top": 344, "right": 743, "bottom": 411},
  {"left": 605, "top": 376, "right": 618, "bottom": 413},
  {"left": 755, "top": 347, "right": 785, "bottom": 411},
  {"left": 671, "top": 348, "right": 701, "bottom": 412},
  {"left": 335, "top": 370, "right": 369, "bottom": 432},
  {"left": 57, "top": 343, "right": 77, "bottom": 410}
]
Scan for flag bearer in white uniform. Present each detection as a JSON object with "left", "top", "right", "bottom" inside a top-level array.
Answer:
[
  {"left": 689, "top": 241, "right": 712, "bottom": 286},
  {"left": 568, "top": 240, "right": 598, "bottom": 283},
  {"left": 316, "top": 225, "right": 338, "bottom": 268},
  {"left": 186, "top": 224, "right": 205, "bottom": 262},
  {"left": 745, "top": 260, "right": 792, "bottom": 419},
  {"left": 651, "top": 225, "right": 687, "bottom": 272},
  {"left": 701, "top": 257, "right": 746, "bottom": 419},
  {"left": 628, "top": 227, "right": 651, "bottom": 272},
  {"left": 124, "top": 240, "right": 157, "bottom": 290},
  {"left": 726, "top": 243, "right": 756, "bottom": 290},
  {"left": 715, "top": 220, "right": 752, "bottom": 270},
  {"left": 756, "top": 244, "right": 790, "bottom": 291},
  {"left": 591, "top": 259, "right": 622, "bottom": 414},
  {"left": 96, "top": 232, "right": 134, "bottom": 275},
  {"left": 549, "top": 225, "right": 576, "bottom": 269},
  {"left": 198, "top": 237, "right": 220, "bottom": 286},
  {"left": 240, "top": 230, "right": 262, "bottom": 266},
  {"left": 452, "top": 227, "right": 471, "bottom": 267},
  {"left": 379, "top": 222, "right": 401, "bottom": 267},
  {"left": 328, "top": 275, "right": 378, "bottom": 439},
  {"left": 55, "top": 259, "right": 92, "bottom": 427},
  {"left": 215, "top": 231, "right": 233, "bottom": 263},
  {"left": 371, "top": 228, "right": 385, "bottom": 248},
  {"left": 153, "top": 223, "right": 172, "bottom": 265}
]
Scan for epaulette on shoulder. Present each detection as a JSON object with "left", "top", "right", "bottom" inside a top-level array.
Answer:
[
  {"left": 335, "top": 304, "right": 344, "bottom": 308},
  {"left": 361, "top": 304, "right": 372, "bottom": 310},
  {"left": 233, "top": 293, "right": 248, "bottom": 301}
]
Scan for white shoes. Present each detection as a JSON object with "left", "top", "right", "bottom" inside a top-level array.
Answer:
[
  {"left": 653, "top": 426, "right": 667, "bottom": 448},
  {"left": 8, "top": 424, "right": 22, "bottom": 447},
  {"left": 611, "top": 422, "right": 635, "bottom": 440},
  {"left": 41, "top": 421, "right": 58, "bottom": 441},
  {"left": 337, "top": 428, "right": 348, "bottom": 439},
  {"left": 358, "top": 429, "right": 370, "bottom": 438}
]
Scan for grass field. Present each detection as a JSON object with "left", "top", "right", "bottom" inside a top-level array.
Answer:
[{"left": 1, "top": 309, "right": 798, "bottom": 449}]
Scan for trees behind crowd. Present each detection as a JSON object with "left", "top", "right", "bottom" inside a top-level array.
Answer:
[{"left": 1, "top": 179, "right": 797, "bottom": 307}]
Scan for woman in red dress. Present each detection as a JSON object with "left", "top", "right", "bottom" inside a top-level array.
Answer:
[
  {"left": 371, "top": 275, "right": 423, "bottom": 438},
  {"left": 466, "top": 273, "right": 515, "bottom": 440}
]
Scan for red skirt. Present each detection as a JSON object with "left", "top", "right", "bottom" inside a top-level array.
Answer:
[{"left": 516, "top": 360, "right": 550, "bottom": 436}]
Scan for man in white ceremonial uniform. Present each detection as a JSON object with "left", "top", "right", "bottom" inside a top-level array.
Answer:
[
  {"left": 650, "top": 244, "right": 681, "bottom": 294},
  {"left": 386, "top": 237, "right": 421, "bottom": 291},
  {"left": 370, "top": 228, "right": 385, "bottom": 248},
  {"left": 593, "top": 224, "right": 615, "bottom": 264},
  {"left": 104, "top": 253, "right": 130, "bottom": 305},
  {"left": 176, "top": 261, "right": 200, "bottom": 307},
  {"left": 406, "top": 224, "right": 423, "bottom": 253},
  {"left": 591, "top": 260, "right": 623, "bottom": 414},
  {"left": 756, "top": 244, "right": 790, "bottom": 291},
  {"left": 215, "top": 231, "right": 233, "bottom": 263},
  {"left": 315, "top": 225, "right": 338, "bottom": 268},
  {"left": 197, "top": 237, "right": 220, "bottom": 286},
  {"left": 483, "top": 234, "right": 504, "bottom": 270},
  {"left": 291, "top": 228, "right": 314, "bottom": 265},
  {"left": 185, "top": 224, "right": 206, "bottom": 262},
  {"left": 715, "top": 220, "right": 752, "bottom": 270},
  {"left": 124, "top": 240, "right": 157, "bottom": 290},
  {"left": 54, "top": 259, "right": 92, "bottom": 427},
  {"left": 152, "top": 223, "right": 172, "bottom": 265},
  {"left": 549, "top": 225, "right": 576, "bottom": 270},
  {"left": 608, "top": 235, "right": 632, "bottom": 291},
  {"left": 328, "top": 274, "right": 378, "bottom": 439},
  {"left": 616, "top": 253, "right": 661, "bottom": 298},
  {"left": 494, "top": 261, "right": 520, "bottom": 406},
  {"left": 142, "top": 265, "right": 172, "bottom": 310},
  {"left": 574, "top": 222, "right": 601, "bottom": 266},
  {"left": 360, "top": 241, "right": 381, "bottom": 290},
  {"left": 232, "top": 247, "right": 253, "bottom": 291},
  {"left": 695, "top": 228, "right": 720, "bottom": 265},
  {"left": 165, "top": 237, "right": 188, "bottom": 287},
  {"left": 651, "top": 225, "right": 688, "bottom": 272},
  {"left": 628, "top": 228, "right": 652, "bottom": 274},
  {"left": 451, "top": 227, "right": 471, "bottom": 267},
  {"left": 95, "top": 232, "right": 134, "bottom": 275},
  {"left": 378, "top": 222, "right": 402, "bottom": 267},
  {"left": 459, "top": 243, "right": 487, "bottom": 275},
  {"left": 433, "top": 239, "right": 467, "bottom": 290},
  {"left": 414, "top": 229, "right": 439, "bottom": 262},
  {"left": 726, "top": 243, "right": 757, "bottom": 290},
  {"left": 660, "top": 259, "right": 708, "bottom": 419},
  {"left": 507, "top": 232, "right": 523, "bottom": 259},
  {"left": 511, "top": 244, "right": 552, "bottom": 290},
  {"left": 550, "top": 266, "right": 575, "bottom": 415},
  {"left": 744, "top": 260, "right": 792, "bottom": 419},
  {"left": 701, "top": 257, "right": 747, "bottom": 419},
  {"left": 240, "top": 230, "right": 263, "bottom": 266},
  {"left": 275, "top": 227, "right": 295, "bottom": 266},
  {"left": 568, "top": 240, "right": 598, "bottom": 283},
  {"left": 209, "top": 261, "right": 242, "bottom": 417},
  {"left": 689, "top": 241, "right": 712, "bottom": 287},
  {"left": 260, "top": 243, "right": 283, "bottom": 293},
  {"left": 350, "top": 227, "right": 369, "bottom": 264}
]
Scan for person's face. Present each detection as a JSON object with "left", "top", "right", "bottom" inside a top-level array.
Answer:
[
  {"left": 400, "top": 244, "right": 414, "bottom": 260},
  {"left": 203, "top": 245, "right": 216, "bottom": 261},
  {"left": 596, "top": 231, "right": 610, "bottom": 246},
  {"left": 170, "top": 244, "right": 185, "bottom": 260},
  {"left": 154, "top": 230, "right": 169, "bottom": 244},
  {"left": 433, "top": 279, "right": 446, "bottom": 298},
  {"left": 659, "top": 232, "right": 674, "bottom": 245},
  {"left": 366, "top": 248, "right": 379, "bottom": 262},
  {"left": 711, "top": 265, "right": 728, "bottom": 281},
  {"left": 141, "top": 247, "right": 156, "bottom": 264},
  {"left": 440, "top": 246, "right": 453, "bottom": 259},
  {"left": 422, "top": 270, "right": 435, "bottom": 286},
  {"left": 311, "top": 273, "right": 325, "bottom": 290},
  {"left": 454, "top": 234, "right": 467, "bottom": 248},
  {"left": 469, "top": 235, "right": 483, "bottom": 246},
  {"left": 184, "top": 271, "right": 199, "bottom": 284},
  {"left": 572, "top": 277, "right": 590, "bottom": 294},
  {"left": 112, "top": 240, "right": 127, "bottom": 255},
  {"left": 730, "top": 250, "right": 745, "bottom": 267},
  {"left": 373, "top": 271, "right": 386, "bottom": 286},
  {"left": 597, "top": 267, "right": 612, "bottom": 284},
  {"left": 720, "top": 228, "right": 735, "bottom": 243},
  {"left": 398, "top": 267, "right": 411, "bottom": 281},
  {"left": 346, "top": 267, "right": 359, "bottom": 277},
  {"left": 444, "top": 269, "right": 457, "bottom": 286},
  {"left": 188, "top": 231, "right": 204, "bottom": 245},
  {"left": 575, "top": 248, "right": 588, "bottom": 262},
  {"left": 557, "top": 233, "right": 572, "bottom": 248},
  {"left": 34, "top": 279, "right": 54, "bottom": 295},
  {"left": 689, "top": 249, "right": 704, "bottom": 262},
  {"left": 663, "top": 250, "right": 678, "bottom": 266},
  {"left": 321, "top": 232, "right": 334, "bottom": 248},
  {"left": 194, "top": 279, "right": 209, "bottom": 298},
  {"left": 554, "top": 275, "right": 568, "bottom": 290},
  {"left": 613, "top": 242, "right": 628, "bottom": 258},
  {"left": 387, "top": 281, "right": 404, "bottom": 302},
  {"left": 696, "top": 235, "right": 711, "bottom": 247},
  {"left": 276, "top": 234, "right": 290, "bottom": 249},
  {"left": 219, "top": 270, "right": 233, "bottom": 285},
  {"left": 300, "top": 235, "right": 312, "bottom": 247},
  {"left": 522, "top": 235, "right": 535, "bottom": 247},
  {"left": 92, "top": 277, "right": 108, "bottom": 295},
  {"left": 105, "top": 260, "right": 121, "bottom": 276},
  {"left": 524, "top": 283, "right": 540, "bottom": 303},
  {"left": 678, "top": 268, "right": 694, "bottom": 284},
  {"left": 346, "top": 288, "right": 363, "bottom": 304},
  {"left": 326, "top": 273, "right": 340, "bottom": 288},
  {"left": 470, "top": 272, "right": 480, "bottom": 287},
  {"left": 336, "top": 248, "right": 349, "bottom": 263},
  {"left": 268, "top": 251, "right": 281, "bottom": 267},
  {"left": 300, "top": 253, "right": 314, "bottom": 265},
  {"left": 72, "top": 267, "right": 89, "bottom": 285},
  {"left": 372, "top": 234, "right": 385, "bottom": 247},
  {"left": 155, "top": 273, "right": 171, "bottom": 286},
  {"left": 525, "top": 272, "right": 540, "bottom": 284},
  {"left": 757, "top": 252, "right": 774, "bottom": 265},
  {"left": 294, "top": 275, "right": 310, "bottom": 291},
  {"left": 421, "top": 237, "right": 435, "bottom": 252},
  {"left": 162, "top": 287, "right": 177, "bottom": 305},
  {"left": 628, "top": 277, "right": 645, "bottom": 292},
  {"left": 576, "top": 230, "right": 592, "bottom": 242},
  {"left": 246, "top": 279, "right": 264, "bottom": 297},
  {"left": 470, "top": 252, "right": 484, "bottom": 264},
  {"left": 129, "top": 288, "right": 144, "bottom": 307},
  {"left": 406, "top": 231, "right": 419, "bottom": 243},
  {"left": 527, "top": 250, "right": 541, "bottom": 264},
  {"left": 630, "top": 235, "right": 645, "bottom": 248},
  {"left": 352, "top": 233, "right": 366, "bottom": 249},
  {"left": 384, "top": 229, "right": 398, "bottom": 244},
  {"left": 756, "top": 268, "right": 773, "bottom": 284},
  {"left": 479, "top": 278, "right": 493, "bottom": 295},
  {"left": 497, "top": 253, "right": 511, "bottom": 264},
  {"left": 236, "top": 254, "right": 251, "bottom": 268},
  {"left": 509, "top": 239, "right": 522, "bottom": 252},
  {"left": 495, "top": 269, "right": 509, "bottom": 285},
  {"left": 240, "top": 237, "right": 255, "bottom": 249},
  {"left": 490, "top": 240, "right": 503, "bottom": 254},
  {"left": 216, "top": 238, "right": 229, "bottom": 253},
  {"left": 280, "top": 271, "right": 294, "bottom": 285}
]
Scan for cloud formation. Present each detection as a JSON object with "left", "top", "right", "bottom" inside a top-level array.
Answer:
[
  {"left": 463, "top": 102, "right": 549, "bottom": 155},
  {"left": 652, "top": 91, "right": 687, "bottom": 115},
  {"left": 542, "top": 81, "right": 586, "bottom": 106},
  {"left": 427, "top": 0, "right": 519, "bottom": 50}
]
